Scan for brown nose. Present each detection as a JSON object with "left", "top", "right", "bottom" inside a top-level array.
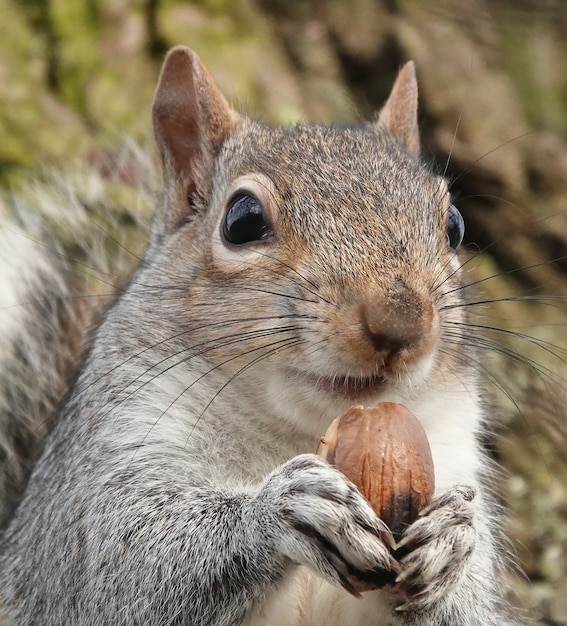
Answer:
[{"left": 361, "top": 281, "right": 433, "bottom": 356}]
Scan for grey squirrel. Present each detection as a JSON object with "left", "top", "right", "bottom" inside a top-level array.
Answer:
[{"left": 0, "top": 47, "right": 515, "bottom": 625}]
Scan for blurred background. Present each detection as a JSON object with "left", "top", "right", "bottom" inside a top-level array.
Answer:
[{"left": 0, "top": 0, "right": 566, "bottom": 622}]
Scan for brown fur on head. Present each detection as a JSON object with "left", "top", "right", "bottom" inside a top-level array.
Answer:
[{"left": 148, "top": 50, "right": 463, "bottom": 416}]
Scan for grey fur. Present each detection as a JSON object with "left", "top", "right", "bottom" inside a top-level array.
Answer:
[
  {"left": 0, "top": 53, "right": 517, "bottom": 625},
  {"left": 0, "top": 144, "right": 154, "bottom": 525}
]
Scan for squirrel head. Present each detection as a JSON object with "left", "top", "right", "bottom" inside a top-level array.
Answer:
[{"left": 146, "top": 47, "right": 466, "bottom": 419}]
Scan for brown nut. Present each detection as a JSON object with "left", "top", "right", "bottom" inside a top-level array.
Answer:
[{"left": 318, "top": 402, "right": 435, "bottom": 539}]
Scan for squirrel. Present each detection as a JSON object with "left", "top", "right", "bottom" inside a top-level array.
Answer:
[{"left": 0, "top": 46, "right": 516, "bottom": 625}]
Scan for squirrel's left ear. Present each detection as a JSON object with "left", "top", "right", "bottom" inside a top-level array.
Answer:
[
  {"left": 152, "top": 46, "right": 239, "bottom": 234},
  {"left": 376, "top": 61, "right": 420, "bottom": 157}
]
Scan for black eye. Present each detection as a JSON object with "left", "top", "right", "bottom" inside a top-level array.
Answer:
[
  {"left": 222, "top": 193, "right": 272, "bottom": 245},
  {"left": 446, "top": 203, "right": 464, "bottom": 250}
]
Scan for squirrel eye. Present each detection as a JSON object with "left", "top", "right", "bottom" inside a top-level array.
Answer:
[
  {"left": 222, "top": 193, "right": 272, "bottom": 245},
  {"left": 446, "top": 203, "right": 465, "bottom": 250}
]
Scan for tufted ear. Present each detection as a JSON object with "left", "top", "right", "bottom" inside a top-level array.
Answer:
[
  {"left": 376, "top": 61, "right": 420, "bottom": 157},
  {"left": 152, "top": 46, "right": 238, "bottom": 233}
]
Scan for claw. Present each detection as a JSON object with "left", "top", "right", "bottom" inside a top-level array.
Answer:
[
  {"left": 372, "top": 524, "right": 396, "bottom": 551},
  {"left": 419, "top": 485, "right": 476, "bottom": 517},
  {"left": 395, "top": 601, "right": 412, "bottom": 612},
  {"left": 394, "top": 561, "right": 420, "bottom": 584},
  {"left": 395, "top": 596, "right": 428, "bottom": 613},
  {"left": 337, "top": 572, "right": 363, "bottom": 599},
  {"left": 395, "top": 516, "right": 436, "bottom": 552},
  {"left": 389, "top": 484, "right": 479, "bottom": 610}
]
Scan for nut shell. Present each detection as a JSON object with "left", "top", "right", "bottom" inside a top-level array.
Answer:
[{"left": 318, "top": 402, "right": 435, "bottom": 538}]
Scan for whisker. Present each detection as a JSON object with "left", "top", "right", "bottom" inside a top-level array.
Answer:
[
  {"left": 118, "top": 324, "right": 309, "bottom": 405},
  {"left": 442, "top": 89, "right": 467, "bottom": 179},
  {"left": 123, "top": 333, "right": 303, "bottom": 460},
  {"left": 437, "top": 342, "right": 513, "bottom": 415},
  {"left": 442, "top": 329, "right": 565, "bottom": 386},
  {"left": 181, "top": 337, "right": 306, "bottom": 450},
  {"left": 444, "top": 320, "right": 567, "bottom": 361},
  {"left": 437, "top": 342, "right": 555, "bottom": 476},
  {"left": 448, "top": 131, "right": 534, "bottom": 186},
  {"left": 442, "top": 294, "right": 567, "bottom": 311},
  {"left": 0, "top": 314, "right": 321, "bottom": 471},
  {"left": 240, "top": 245, "right": 332, "bottom": 305},
  {"left": 92, "top": 220, "right": 145, "bottom": 267},
  {"left": 6, "top": 228, "right": 129, "bottom": 292},
  {"left": 442, "top": 257, "right": 567, "bottom": 297}
]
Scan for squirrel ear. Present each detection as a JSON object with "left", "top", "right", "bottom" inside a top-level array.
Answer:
[
  {"left": 152, "top": 46, "right": 238, "bottom": 231},
  {"left": 376, "top": 61, "right": 420, "bottom": 157}
]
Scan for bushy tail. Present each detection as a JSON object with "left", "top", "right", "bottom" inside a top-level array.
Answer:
[{"left": 0, "top": 142, "right": 155, "bottom": 523}]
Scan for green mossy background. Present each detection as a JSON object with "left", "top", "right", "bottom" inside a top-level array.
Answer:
[{"left": 1, "top": 0, "right": 566, "bottom": 623}]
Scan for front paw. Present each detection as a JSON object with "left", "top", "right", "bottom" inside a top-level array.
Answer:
[
  {"left": 393, "top": 485, "right": 476, "bottom": 611},
  {"left": 258, "top": 454, "right": 399, "bottom": 595}
]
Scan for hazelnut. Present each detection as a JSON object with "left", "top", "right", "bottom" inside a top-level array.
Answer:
[{"left": 318, "top": 402, "right": 435, "bottom": 538}]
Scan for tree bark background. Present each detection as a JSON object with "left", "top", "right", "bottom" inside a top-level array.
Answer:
[{"left": 0, "top": 0, "right": 565, "bottom": 623}]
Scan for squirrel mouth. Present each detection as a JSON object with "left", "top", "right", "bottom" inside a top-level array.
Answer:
[{"left": 312, "top": 373, "right": 388, "bottom": 400}]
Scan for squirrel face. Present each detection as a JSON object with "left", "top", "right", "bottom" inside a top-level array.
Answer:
[
  {"left": 210, "top": 124, "right": 462, "bottom": 397},
  {"left": 144, "top": 47, "right": 471, "bottom": 431}
]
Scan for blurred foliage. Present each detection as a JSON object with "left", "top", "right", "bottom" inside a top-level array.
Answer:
[
  {"left": 1, "top": 0, "right": 566, "bottom": 622},
  {"left": 0, "top": 0, "right": 306, "bottom": 186}
]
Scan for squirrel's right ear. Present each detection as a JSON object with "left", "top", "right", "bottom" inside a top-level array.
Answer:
[
  {"left": 152, "top": 47, "right": 239, "bottom": 233},
  {"left": 376, "top": 61, "right": 420, "bottom": 157}
]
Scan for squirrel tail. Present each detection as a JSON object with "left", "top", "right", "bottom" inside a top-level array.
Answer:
[
  {"left": 0, "top": 224, "right": 82, "bottom": 522},
  {"left": 0, "top": 141, "right": 155, "bottom": 523}
]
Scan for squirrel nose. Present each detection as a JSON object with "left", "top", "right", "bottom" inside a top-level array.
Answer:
[{"left": 361, "top": 282, "right": 433, "bottom": 356}]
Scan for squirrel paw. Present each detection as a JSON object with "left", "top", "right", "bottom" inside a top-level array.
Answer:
[
  {"left": 393, "top": 485, "right": 476, "bottom": 612},
  {"left": 258, "top": 454, "right": 399, "bottom": 595}
]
